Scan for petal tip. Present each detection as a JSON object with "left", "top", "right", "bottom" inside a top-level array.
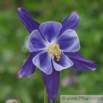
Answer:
[
  {"left": 92, "top": 68, "right": 97, "bottom": 71},
  {"left": 49, "top": 99, "right": 53, "bottom": 102},
  {"left": 17, "top": 73, "right": 22, "bottom": 78},
  {"left": 17, "top": 7, "right": 21, "bottom": 10},
  {"left": 73, "top": 11, "right": 79, "bottom": 17},
  {"left": 50, "top": 100, "right": 53, "bottom": 102}
]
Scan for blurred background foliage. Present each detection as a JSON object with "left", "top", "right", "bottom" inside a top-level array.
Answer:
[{"left": 0, "top": 0, "right": 103, "bottom": 103}]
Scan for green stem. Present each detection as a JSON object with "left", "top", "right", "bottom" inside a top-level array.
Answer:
[{"left": 44, "top": 87, "right": 48, "bottom": 103}]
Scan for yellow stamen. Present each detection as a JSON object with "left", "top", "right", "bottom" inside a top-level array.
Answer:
[{"left": 48, "top": 43, "right": 64, "bottom": 61}]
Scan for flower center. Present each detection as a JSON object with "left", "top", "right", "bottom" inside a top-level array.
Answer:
[{"left": 48, "top": 43, "right": 64, "bottom": 61}]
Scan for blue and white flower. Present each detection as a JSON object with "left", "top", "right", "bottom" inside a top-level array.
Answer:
[{"left": 17, "top": 7, "right": 97, "bottom": 102}]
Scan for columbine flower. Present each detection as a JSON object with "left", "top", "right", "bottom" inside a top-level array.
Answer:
[{"left": 17, "top": 7, "right": 97, "bottom": 102}]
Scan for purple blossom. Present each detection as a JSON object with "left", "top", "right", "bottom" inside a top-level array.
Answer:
[{"left": 17, "top": 7, "right": 97, "bottom": 102}]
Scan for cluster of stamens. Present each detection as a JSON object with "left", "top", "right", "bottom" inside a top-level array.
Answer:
[{"left": 48, "top": 43, "right": 64, "bottom": 61}]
